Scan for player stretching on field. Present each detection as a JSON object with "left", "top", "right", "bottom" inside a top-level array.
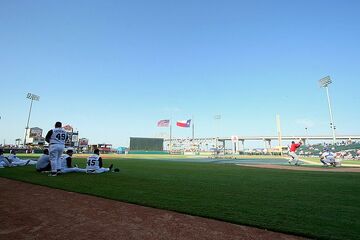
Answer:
[
  {"left": 60, "top": 149, "right": 86, "bottom": 173},
  {"left": 45, "top": 122, "right": 67, "bottom": 176},
  {"left": 86, "top": 149, "right": 113, "bottom": 174},
  {"left": 0, "top": 149, "right": 12, "bottom": 168},
  {"left": 36, "top": 149, "right": 51, "bottom": 172},
  {"left": 288, "top": 140, "right": 302, "bottom": 165},
  {"left": 8, "top": 150, "right": 36, "bottom": 165}
]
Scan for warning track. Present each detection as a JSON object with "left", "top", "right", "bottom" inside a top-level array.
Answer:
[{"left": 0, "top": 177, "right": 306, "bottom": 240}]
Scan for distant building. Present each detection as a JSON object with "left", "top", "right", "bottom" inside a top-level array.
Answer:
[
  {"left": 78, "top": 138, "right": 90, "bottom": 153},
  {"left": 116, "top": 146, "right": 127, "bottom": 154},
  {"left": 63, "top": 124, "right": 79, "bottom": 147},
  {"left": 91, "top": 144, "right": 113, "bottom": 153},
  {"left": 79, "top": 138, "right": 89, "bottom": 147},
  {"left": 25, "top": 127, "right": 45, "bottom": 145}
]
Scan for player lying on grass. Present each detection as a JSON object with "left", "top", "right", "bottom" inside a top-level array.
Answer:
[
  {"left": 320, "top": 147, "right": 341, "bottom": 167},
  {"left": 59, "top": 149, "right": 86, "bottom": 173},
  {"left": 8, "top": 150, "right": 37, "bottom": 166},
  {"left": 86, "top": 148, "right": 113, "bottom": 174},
  {"left": 0, "top": 149, "right": 12, "bottom": 168},
  {"left": 0, "top": 149, "right": 32, "bottom": 167}
]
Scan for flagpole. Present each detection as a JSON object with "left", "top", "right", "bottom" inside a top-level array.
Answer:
[
  {"left": 192, "top": 116, "right": 194, "bottom": 140},
  {"left": 169, "top": 121, "right": 172, "bottom": 153}
]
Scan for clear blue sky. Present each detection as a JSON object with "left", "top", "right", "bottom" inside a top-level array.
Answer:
[{"left": 1, "top": 0, "right": 359, "bottom": 147}]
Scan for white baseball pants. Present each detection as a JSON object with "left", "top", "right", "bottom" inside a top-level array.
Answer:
[{"left": 49, "top": 144, "right": 65, "bottom": 173}]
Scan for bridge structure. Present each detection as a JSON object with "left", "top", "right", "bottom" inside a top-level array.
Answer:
[
  {"left": 221, "top": 135, "right": 360, "bottom": 152},
  {"left": 164, "top": 135, "right": 360, "bottom": 153}
]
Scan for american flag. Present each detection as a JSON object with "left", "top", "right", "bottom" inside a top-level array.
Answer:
[{"left": 157, "top": 119, "right": 170, "bottom": 127}]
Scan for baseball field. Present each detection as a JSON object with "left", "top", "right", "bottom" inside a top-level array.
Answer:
[{"left": 1, "top": 154, "right": 360, "bottom": 240}]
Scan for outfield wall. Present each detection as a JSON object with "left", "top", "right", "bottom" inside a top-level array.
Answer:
[{"left": 129, "top": 137, "right": 164, "bottom": 151}]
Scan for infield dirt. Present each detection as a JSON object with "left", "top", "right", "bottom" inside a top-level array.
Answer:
[{"left": 0, "top": 177, "right": 307, "bottom": 240}]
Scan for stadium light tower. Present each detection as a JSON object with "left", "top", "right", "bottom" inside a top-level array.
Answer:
[
  {"left": 24, "top": 93, "right": 40, "bottom": 146},
  {"left": 319, "top": 76, "right": 336, "bottom": 145},
  {"left": 214, "top": 114, "right": 221, "bottom": 151}
]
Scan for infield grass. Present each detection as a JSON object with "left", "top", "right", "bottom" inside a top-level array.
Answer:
[{"left": 1, "top": 157, "right": 360, "bottom": 240}]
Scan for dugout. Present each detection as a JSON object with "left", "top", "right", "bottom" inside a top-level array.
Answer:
[{"left": 129, "top": 137, "right": 167, "bottom": 154}]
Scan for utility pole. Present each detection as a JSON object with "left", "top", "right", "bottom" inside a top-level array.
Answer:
[
  {"left": 276, "top": 114, "right": 283, "bottom": 156},
  {"left": 319, "top": 76, "right": 336, "bottom": 145},
  {"left": 24, "top": 93, "right": 40, "bottom": 146}
]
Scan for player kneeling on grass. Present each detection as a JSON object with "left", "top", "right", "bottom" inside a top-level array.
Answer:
[
  {"left": 60, "top": 149, "right": 87, "bottom": 173},
  {"left": 36, "top": 149, "right": 51, "bottom": 172},
  {"left": 86, "top": 149, "right": 113, "bottom": 174},
  {"left": 320, "top": 148, "right": 341, "bottom": 167}
]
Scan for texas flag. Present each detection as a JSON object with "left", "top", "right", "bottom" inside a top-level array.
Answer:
[{"left": 176, "top": 119, "right": 191, "bottom": 128}]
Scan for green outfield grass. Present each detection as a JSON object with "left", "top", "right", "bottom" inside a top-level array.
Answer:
[{"left": 1, "top": 157, "right": 360, "bottom": 240}]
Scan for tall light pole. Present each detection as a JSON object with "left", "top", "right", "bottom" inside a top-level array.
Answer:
[
  {"left": 276, "top": 114, "right": 282, "bottom": 156},
  {"left": 214, "top": 114, "right": 221, "bottom": 152},
  {"left": 319, "top": 76, "right": 336, "bottom": 145},
  {"left": 24, "top": 93, "right": 40, "bottom": 146}
]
